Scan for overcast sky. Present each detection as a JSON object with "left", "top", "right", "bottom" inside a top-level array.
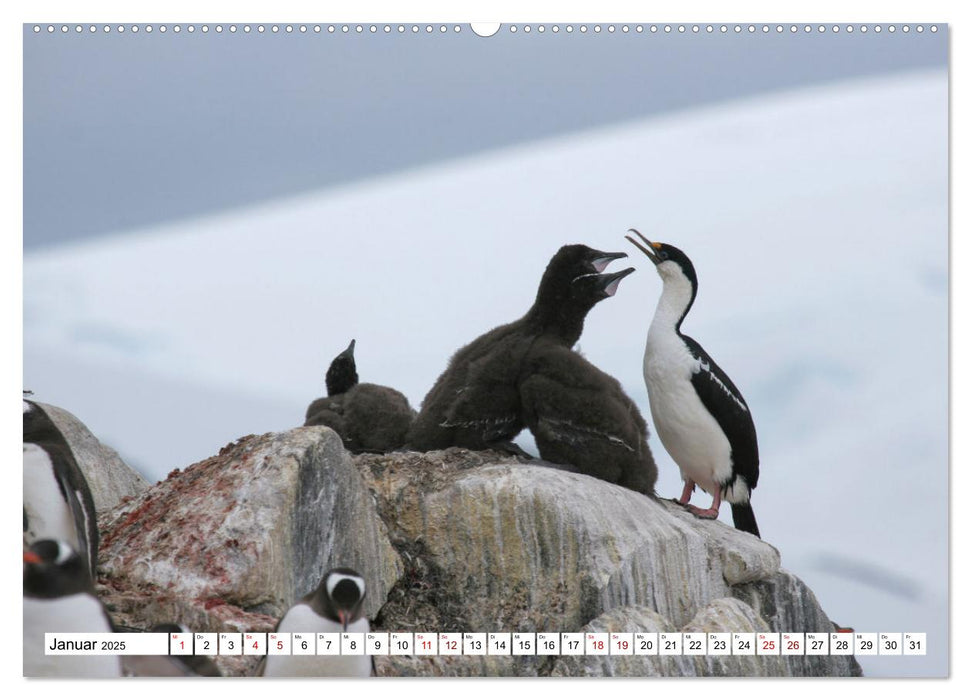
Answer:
[{"left": 23, "top": 23, "right": 945, "bottom": 248}]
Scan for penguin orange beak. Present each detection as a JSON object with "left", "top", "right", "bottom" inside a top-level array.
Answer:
[
  {"left": 23, "top": 551, "right": 41, "bottom": 564},
  {"left": 338, "top": 611, "right": 348, "bottom": 631},
  {"left": 625, "top": 228, "right": 662, "bottom": 265}
]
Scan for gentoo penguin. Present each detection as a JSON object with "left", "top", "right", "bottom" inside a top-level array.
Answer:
[
  {"left": 23, "top": 399, "right": 99, "bottom": 578},
  {"left": 408, "top": 244, "right": 629, "bottom": 452},
  {"left": 626, "top": 229, "right": 761, "bottom": 537},
  {"left": 305, "top": 339, "right": 416, "bottom": 453},
  {"left": 123, "top": 623, "right": 223, "bottom": 677},
  {"left": 261, "top": 568, "right": 372, "bottom": 677},
  {"left": 519, "top": 268, "right": 658, "bottom": 495},
  {"left": 23, "top": 539, "right": 122, "bottom": 678}
]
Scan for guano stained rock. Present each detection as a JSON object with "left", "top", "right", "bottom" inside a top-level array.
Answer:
[
  {"left": 96, "top": 430, "right": 859, "bottom": 677},
  {"left": 356, "top": 448, "right": 859, "bottom": 677},
  {"left": 98, "top": 427, "right": 403, "bottom": 677}
]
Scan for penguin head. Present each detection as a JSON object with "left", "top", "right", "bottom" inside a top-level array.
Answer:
[
  {"left": 24, "top": 539, "right": 91, "bottom": 598},
  {"left": 317, "top": 567, "right": 366, "bottom": 631},
  {"left": 325, "top": 339, "right": 359, "bottom": 396},
  {"left": 22, "top": 398, "right": 48, "bottom": 438},
  {"left": 625, "top": 229, "right": 698, "bottom": 291}
]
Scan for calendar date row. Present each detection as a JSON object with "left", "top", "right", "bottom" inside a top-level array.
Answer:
[{"left": 45, "top": 632, "right": 926, "bottom": 657}]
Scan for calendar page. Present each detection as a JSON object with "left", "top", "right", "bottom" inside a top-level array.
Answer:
[{"left": 20, "top": 0, "right": 949, "bottom": 684}]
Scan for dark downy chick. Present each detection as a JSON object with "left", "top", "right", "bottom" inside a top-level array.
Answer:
[
  {"left": 407, "top": 244, "right": 628, "bottom": 452},
  {"left": 305, "top": 339, "right": 415, "bottom": 453},
  {"left": 519, "top": 269, "right": 658, "bottom": 496}
]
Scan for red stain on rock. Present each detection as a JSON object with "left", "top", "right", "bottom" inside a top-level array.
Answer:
[{"left": 97, "top": 432, "right": 283, "bottom": 611}]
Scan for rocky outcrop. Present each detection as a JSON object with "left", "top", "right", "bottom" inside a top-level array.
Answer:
[
  {"left": 95, "top": 431, "right": 858, "bottom": 677},
  {"left": 34, "top": 401, "right": 148, "bottom": 513},
  {"left": 359, "top": 449, "right": 779, "bottom": 634},
  {"left": 730, "top": 570, "right": 859, "bottom": 676},
  {"left": 356, "top": 449, "right": 858, "bottom": 677},
  {"left": 549, "top": 596, "right": 861, "bottom": 677},
  {"left": 97, "top": 428, "right": 403, "bottom": 674}
]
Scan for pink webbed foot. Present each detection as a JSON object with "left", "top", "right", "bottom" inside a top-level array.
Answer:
[
  {"left": 674, "top": 480, "right": 696, "bottom": 507},
  {"left": 685, "top": 490, "right": 721, "bottom": 520}
]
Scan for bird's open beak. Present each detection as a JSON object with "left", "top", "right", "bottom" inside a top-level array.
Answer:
[
  {"left": 588, "top": 250, "right": 628, "bottom": 273},
  {"left": 598, "top": 267, "right": 636, "bottom": 297},
  {"left": 625, "top": 228, "right": 662, "bottom": 265}
]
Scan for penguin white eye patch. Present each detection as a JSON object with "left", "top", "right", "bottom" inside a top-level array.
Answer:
[
  {"left": 56, "top": 541, "right": 76, "bottom": 565},
  {"left": 326, "top": 573, "right": 366, "bottom": 599}
]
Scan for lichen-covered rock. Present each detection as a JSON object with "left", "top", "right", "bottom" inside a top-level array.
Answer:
[
  {"left": 98, "top": 583, "right": 277, "bottom": 677},
  {"left": 639, "top": 594, "right": 860, "bottom": 677},
  {"left": 681, "top": 598, "right": 787, "bottom": 676},
  {"left": 731, "top": 570, "right": 863, "bottom": 676},
  {"left": 551, "top": 599, "right": 829, "bottom": 676},
  {"left": 94, "top": 440, "right": 857, "bottom": 678},
  {"left": 35, "top": 401, "right": 148, "bottom": 514},
  {"left": 98, "top": 428, "right": 402, "bottom": 649},
  {"left": 359, "top": 451, "right": 779, "bottom": 633},
  {"left": 356, "top": 449, "right": 858, "bottom": 677},
  {"left": 551, "top": 605, "right": 696, "bottom": 677}
]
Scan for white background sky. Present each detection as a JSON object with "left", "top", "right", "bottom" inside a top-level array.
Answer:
[{"left": 8, "top": 0, "right": 970, "bottom": 693}]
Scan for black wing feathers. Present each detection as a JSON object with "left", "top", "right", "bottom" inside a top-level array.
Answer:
[{"left": 682, "top": 335, "right": 760, "bottom": 491}]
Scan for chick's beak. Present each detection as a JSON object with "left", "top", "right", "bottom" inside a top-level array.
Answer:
[
  {"left": 599, "top": 267, "right": 636, "bottom": 297},
  {"left": 588, "top": 250, "right": 628, "bottom": 272}
]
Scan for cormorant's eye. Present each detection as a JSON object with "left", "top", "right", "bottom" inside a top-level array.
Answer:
[{"left": 659, "top": 251, "right": 669, "bottom": 260}]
